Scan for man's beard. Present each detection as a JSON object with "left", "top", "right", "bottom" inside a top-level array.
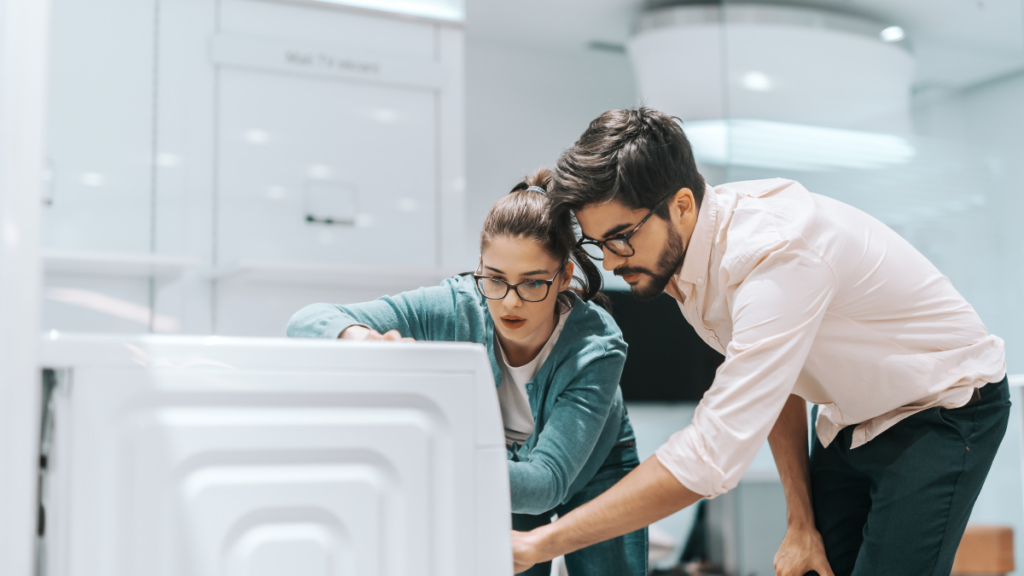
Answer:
[{"left": 614, "top": 227, "right": 686, "bottom": 301}]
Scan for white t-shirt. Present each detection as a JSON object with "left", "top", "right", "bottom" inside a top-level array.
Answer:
[{"left": 495, "top": 311, "right": 569, "bottom": 446}]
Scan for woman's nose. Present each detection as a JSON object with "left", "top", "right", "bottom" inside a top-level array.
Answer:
[{"left": 504, "top": 288, "right": 523, "bottom": 308}]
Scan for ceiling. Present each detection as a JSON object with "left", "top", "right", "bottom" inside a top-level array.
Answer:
[{"left": 464, "top": 0, "right": 1024, "bottom": 89}]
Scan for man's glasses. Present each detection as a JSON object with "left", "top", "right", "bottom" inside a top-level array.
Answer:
[
  {"left": 473, "top": 262, "right": 566, "bottom": 303},
  {"left": 577, "top": 192, "right": 675, "bottom": 261}
]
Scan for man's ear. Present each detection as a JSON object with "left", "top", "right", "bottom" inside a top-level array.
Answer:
[{"left": 671, "top": 187, "right": 696, "bottom": 226}]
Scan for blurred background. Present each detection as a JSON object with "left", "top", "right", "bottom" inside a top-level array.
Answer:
[{"left": 34, "top": 0, "right": 1024, "bottom": 574}]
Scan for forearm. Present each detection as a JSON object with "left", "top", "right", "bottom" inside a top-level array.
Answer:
[
  {"left": 522, "top": 455, "right": 701, "bottom": 563},
  {"left": 508, "top": 461, "right": 567, "bottom": 515},
  {"left": 287, "top": 304, "right": 359, "bottom": 338},
  {"left": 768, "top": 394, "right": 814, "bottom": 528}
]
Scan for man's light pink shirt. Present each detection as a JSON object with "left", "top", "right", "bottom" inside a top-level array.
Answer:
[{"left": 655, "top": 178, "right": 1006, "bottom": 498}]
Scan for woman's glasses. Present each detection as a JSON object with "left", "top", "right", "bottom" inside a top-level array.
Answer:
[{"left": 473, "top": 262, "right": 566, "bottom": 303}]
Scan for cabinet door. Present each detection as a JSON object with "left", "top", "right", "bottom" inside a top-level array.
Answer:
[
  {"left": 44, "top": 0, "right": 155, "bottom": 253},
  {"left": 216, "top": 68, "right": 438, "bottom": 266}
]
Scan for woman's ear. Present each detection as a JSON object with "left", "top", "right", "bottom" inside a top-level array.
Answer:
[{"left": 559, "top": 261, "right": 575, "bottom": 291}]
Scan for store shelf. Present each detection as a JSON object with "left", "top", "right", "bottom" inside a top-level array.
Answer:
[
  {"left": 206, "top": 259, "right": 466, "bottom": 288},
  {"left": 43, "top": 250, "right": 204, "bottom": 280}
]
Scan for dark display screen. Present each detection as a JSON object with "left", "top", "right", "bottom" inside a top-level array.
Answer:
[{"left": 604, "top": 291, "right": 724, "bottom": 402}]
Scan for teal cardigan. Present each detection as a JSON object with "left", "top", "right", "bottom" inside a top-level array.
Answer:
[{"left": 286, "top": 274, "right": 635, "bottom": 515}]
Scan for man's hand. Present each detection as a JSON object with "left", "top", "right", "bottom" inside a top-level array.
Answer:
[
  {"left": 339, "top": 325, "right": 415, "bottom": 342},
  {"left": 773, "top": 524, "right": 834, "bottom": 576},
  {"left": 768, "top": 395, "right": 834, "bottom": 576},
  {"left": 509, "top": 456, "right": 700, "bottom": 572}
]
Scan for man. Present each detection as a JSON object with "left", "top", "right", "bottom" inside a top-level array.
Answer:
[{"left": 511, "top": 107, "right": 1009, "bottom": 576}]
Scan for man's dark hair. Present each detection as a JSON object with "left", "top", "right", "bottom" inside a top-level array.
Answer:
[{"left": 550, "top": 107, "right": 705, "bottom": 222}]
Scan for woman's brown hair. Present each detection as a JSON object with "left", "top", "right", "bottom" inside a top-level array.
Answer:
[{"left": 479, "top": 168, "right": 606, "bottom": 311}]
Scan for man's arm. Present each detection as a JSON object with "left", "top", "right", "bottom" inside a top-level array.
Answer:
[
  {"left": 512, "top": 248, "right": 838, "bottom": 572},
  {"left": 511, "top": 455, "right": 701, "bottom": 573},
  {"left": 768, "top": 394, "right": 834, "bottom": 576}
]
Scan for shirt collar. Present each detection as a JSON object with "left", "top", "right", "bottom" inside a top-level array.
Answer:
[{"left": 676, "top": 184, "right": 718, "bottom": 287}]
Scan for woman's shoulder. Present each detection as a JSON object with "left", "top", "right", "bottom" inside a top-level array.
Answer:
[
  {"left": 558, "top": 295, "right": 626, "bottom": 358},
  {"left": 444, "top": 272, "right": 484, "bottom": 301},
  {"left": 439, "top": 273, "right": 491, "bottom": 316}
]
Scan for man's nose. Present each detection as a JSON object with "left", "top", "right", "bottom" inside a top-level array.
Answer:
[{"left": 603, "top": 250, "right": 626, "bottom": 271}]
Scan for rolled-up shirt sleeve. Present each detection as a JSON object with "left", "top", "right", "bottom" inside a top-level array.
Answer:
[{"left": 656, "top": 244, "right": 836, "bottom": 498}]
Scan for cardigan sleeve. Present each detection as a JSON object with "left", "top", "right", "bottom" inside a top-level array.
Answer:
[{"left": 285, "top": 277, "right": 462, "bottom": 341}]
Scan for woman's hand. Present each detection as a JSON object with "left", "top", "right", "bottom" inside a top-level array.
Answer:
[
  {"left": 339, "top": 325, "right": 415, "bottom": 342},
  {"left": 511, "top": 529, "right": 543, "bottom": 574},
  {"left": 773, "top": 524, "right": 834, "bottom": 576}
]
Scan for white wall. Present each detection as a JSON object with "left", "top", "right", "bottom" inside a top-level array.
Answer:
[{"left": 464, "top": 41, "right": 637, "bottom": 247}]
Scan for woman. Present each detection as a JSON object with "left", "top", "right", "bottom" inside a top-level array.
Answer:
[{"left": 287, "top": 169, "right": 648, "bottom": 575}]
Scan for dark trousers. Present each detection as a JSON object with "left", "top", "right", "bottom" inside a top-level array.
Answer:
[
  {"left": 512, "top": 446, "right": 649, "bottom": 576},
  {"left": 810, "top": 377, "right": 1011, "bottom": 576}
]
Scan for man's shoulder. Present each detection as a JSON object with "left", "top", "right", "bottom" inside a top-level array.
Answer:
[
  {"left": 714, "top": 177, "right": 805, "bottom": 200},
  {"left": 713, "top": 179, "right": 822, "bottom": 274}
]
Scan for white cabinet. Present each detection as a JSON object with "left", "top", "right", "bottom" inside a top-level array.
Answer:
[
  {"left": 44, "top": 0, "right": 156, "bottom": 254},
  {"left": 216, "top": 68, "right": 437, "bottom": 266},
  {"left": 42, "top": 0, "right": 466, "bottom": 336}
]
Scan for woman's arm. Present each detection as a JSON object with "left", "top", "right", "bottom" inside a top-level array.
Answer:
[
  {"left": 508, "top": 349, "right": 626, "bottom": 514},
  {"left": 285, "top": 278, "right": 461, "bottom": 341}
]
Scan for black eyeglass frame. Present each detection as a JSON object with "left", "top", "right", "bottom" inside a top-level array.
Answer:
[
  {"left": 472, "top": 261, "right": 568, "bottom": 303},
  {"left": 576, "top": 192, "right": 676, "bottom": 261}
]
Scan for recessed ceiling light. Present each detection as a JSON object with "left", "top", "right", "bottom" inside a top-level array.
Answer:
[
  {"left": 244, "top": 129, "right": 270, "bottom": 145},
  {"left": 741, "top": 71, "right": 772, "bottom": 92},
  {"left": 880, "top": 26, "right": 905, "bottom": 42}
]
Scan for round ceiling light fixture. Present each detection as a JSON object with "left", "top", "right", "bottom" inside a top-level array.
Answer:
[
  {"left": 880, "top": 25, "right": 906, "bottom": 42},
  {"left": 627, "top": 4, "right": 916, "bottom": 170}
]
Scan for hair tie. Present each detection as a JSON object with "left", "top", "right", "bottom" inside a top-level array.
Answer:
[{"left": 526, "top": 185, "right": 547, "bottom": 195}]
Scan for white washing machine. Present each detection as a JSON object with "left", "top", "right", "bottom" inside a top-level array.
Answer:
[{"left": 37, "top": 334, "right": 511, "bottom": 576}]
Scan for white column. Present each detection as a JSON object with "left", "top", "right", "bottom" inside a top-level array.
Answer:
[{"left": 0, "top": 0, "right": 50, "bottom": 574}]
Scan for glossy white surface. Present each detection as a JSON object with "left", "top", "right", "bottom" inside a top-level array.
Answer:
[
  {"left": 41, "top": 334, "right": 512, "bottom": 576},
  {"left": 44, "top": 250, "right": 203, "bottom": 280},
  {"left": 40, "top": 0, "right": 468, "bottom": 337},
  {"left": 43, "top": 0, "right": 154, "bottom": 254},
  {"left": 0, "top": 1, "right": 49, "bottom": 573},
  {"left": 216, "top": 67, "right": 438, "bottom": 266},
  {"left": 291, "top": 0, "right": 465, "bottom": 22},
  {"left": 0, "top": 0, "right": 49, "bottom": 572}
]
